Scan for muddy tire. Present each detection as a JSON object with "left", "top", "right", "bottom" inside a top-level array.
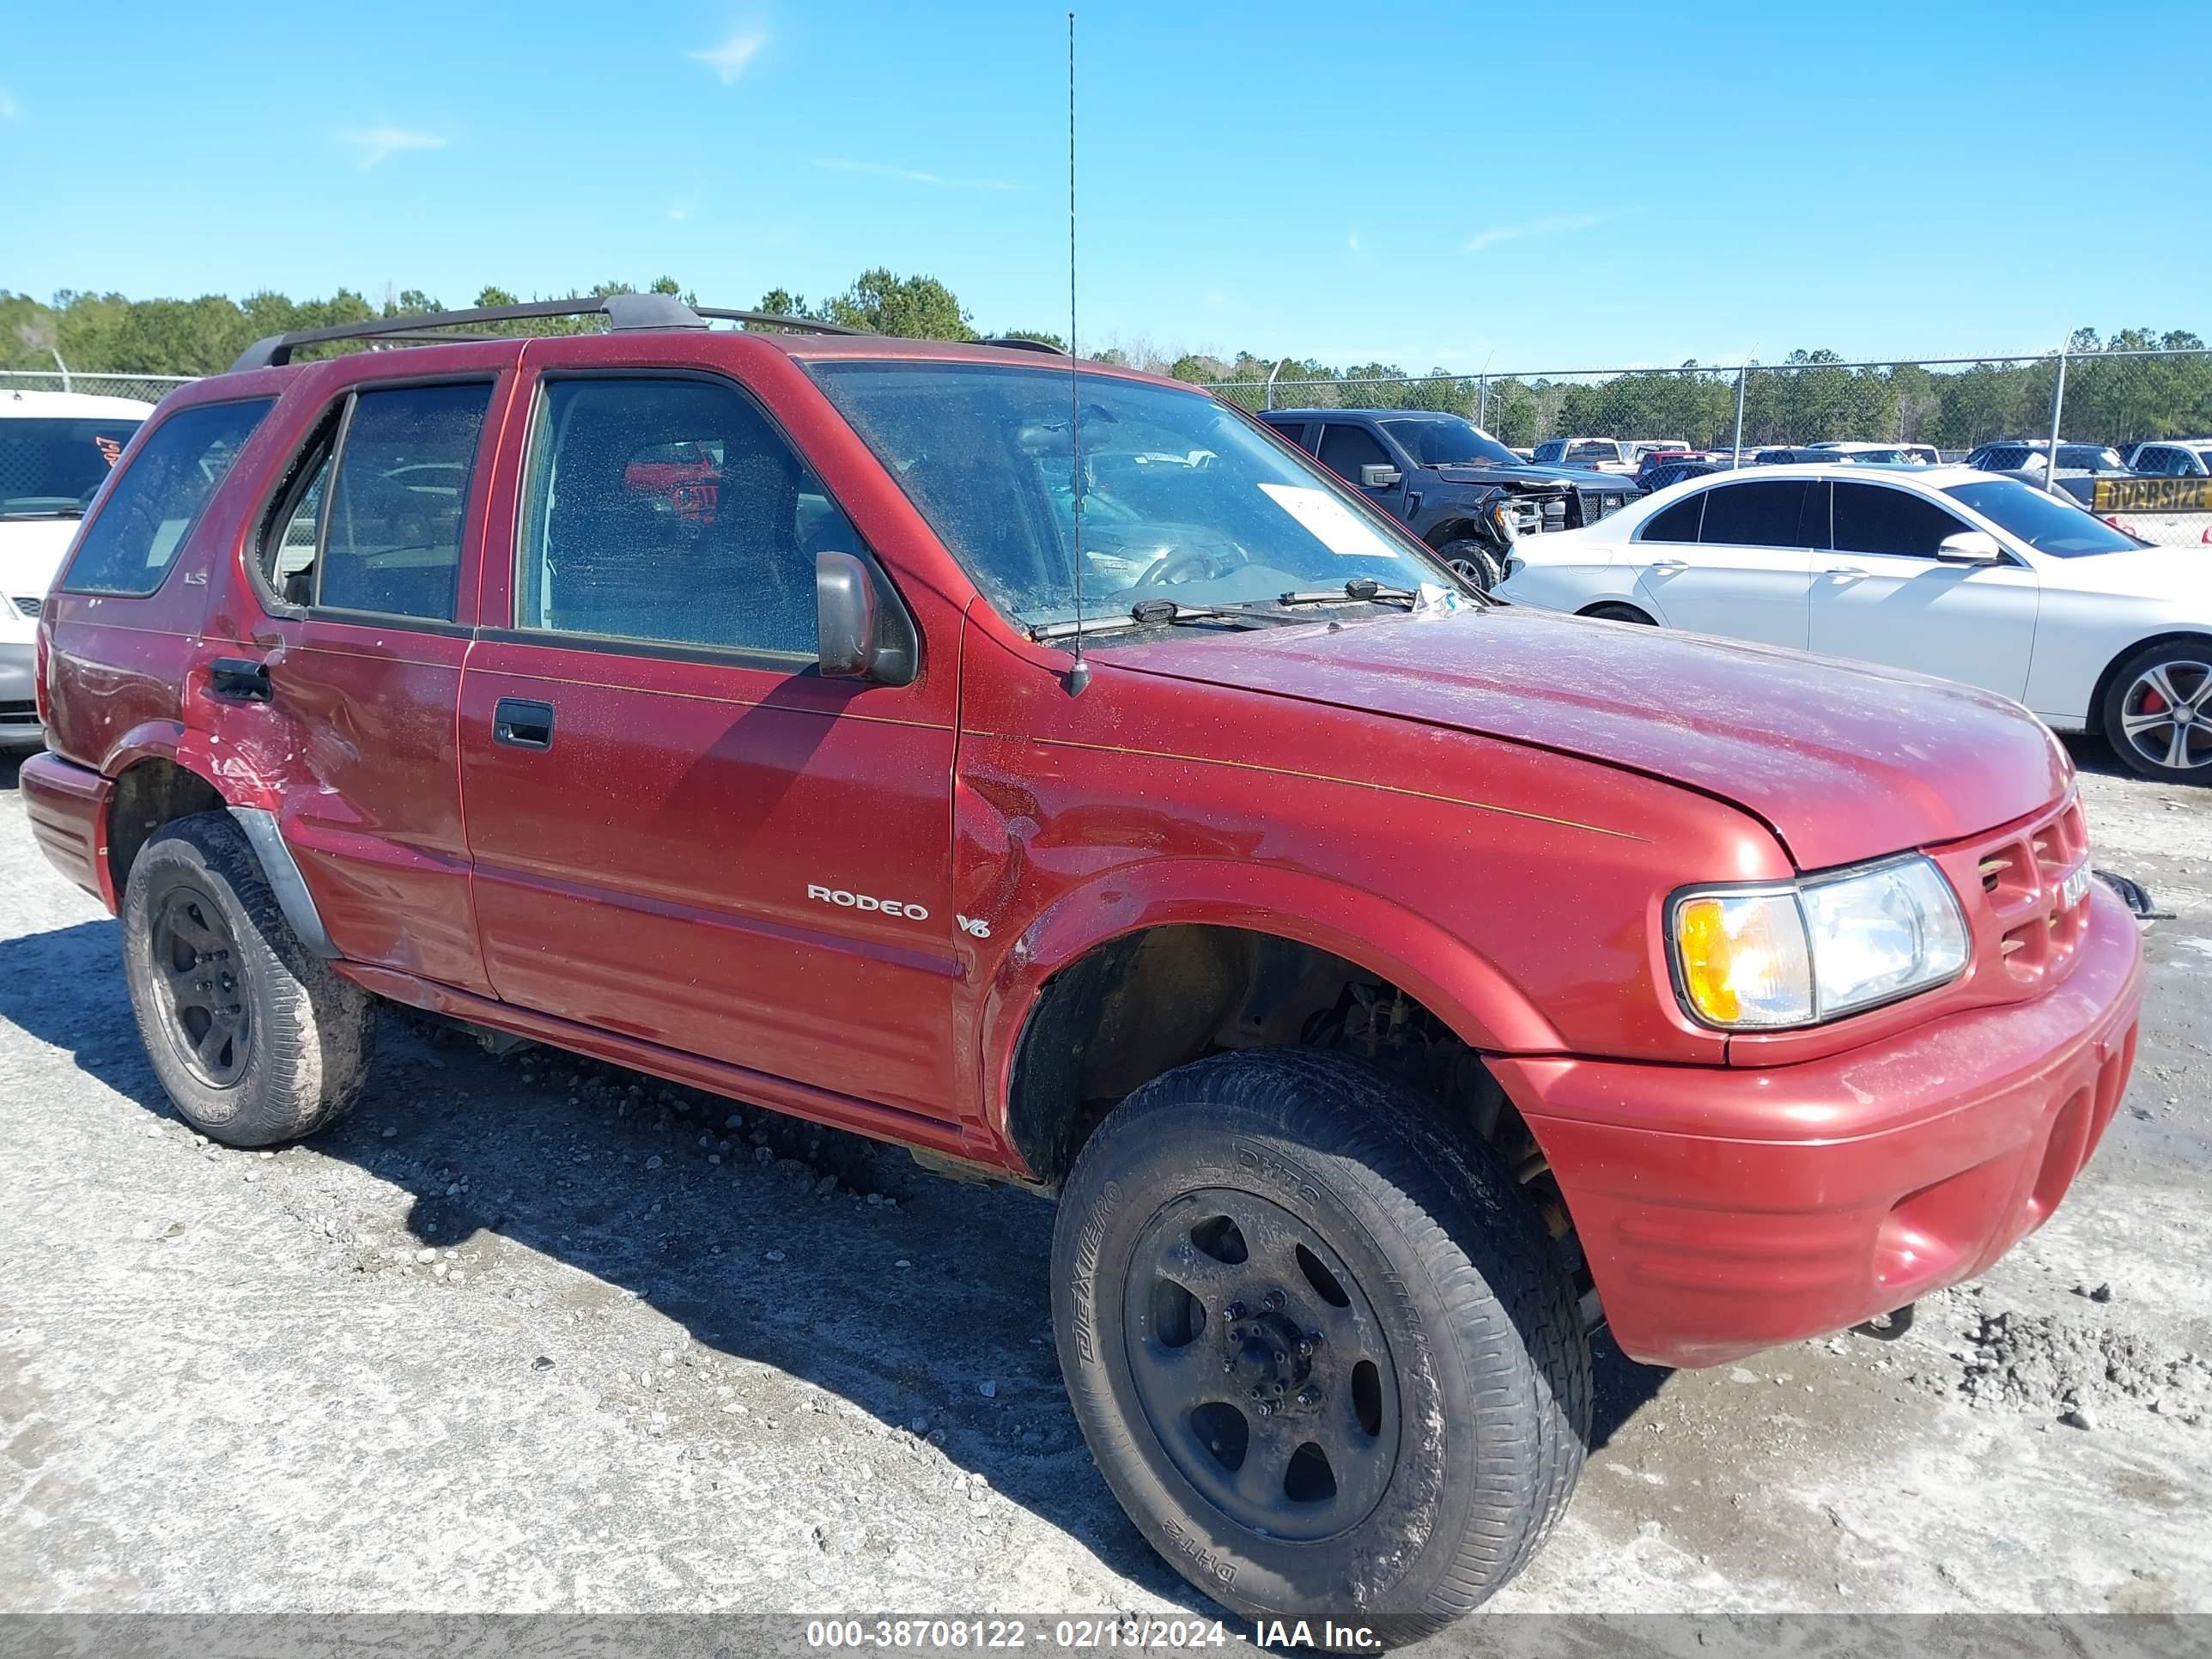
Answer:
[
  {"left": 1052, "top": 1048, "right": 1589, "bottom": 1646},
  {"left": 1436, "top": 538, "right": 1504, "bottom": 592},
  {"left": 120, "top": 811, "right": 374, "bottom": 1147}
]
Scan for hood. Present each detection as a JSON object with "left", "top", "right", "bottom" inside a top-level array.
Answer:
[
  {"left": 1431, "top": 462, "right": 1632, "bottom": 493},
  {"left": 1111, "top": 605, "right": 2065, "bottom": 870},
  {"left": 2034, "top": 544, "right": 2212, "bottom": 600},
  {"left": 0, "top": 518, "right": 82, "bottom": 599}
]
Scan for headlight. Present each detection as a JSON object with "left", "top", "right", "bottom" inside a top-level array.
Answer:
[
  {"left": 1488, "top": 499, "right": 1521, "bottom": 542},
  {"left": 1669, "top": 854, "right": 1969, "bottom": 1030}
]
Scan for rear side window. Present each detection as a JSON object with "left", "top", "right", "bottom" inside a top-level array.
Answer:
[
  {"left": 1567, "top": 440, "right": 1620, "bottom": 463},
  {"left": 1641, "top": 491, "right": 1706, "bottom": 543},
  {"left": 319, "top": 384, "right": 490, "bottom": 619},
  {"left": 62, "top": 399, "right": 272, "bottom": 596},
  {"left": 1265, "top": 420, "right": 1313, "bottom": 454},
  {"left": 1831, "top": 482, "right": 1968, "bottom": 557},
  {"left": 516, "top": 376, "right": 860, "bottom": 657},
  {"left": 259, "top": 382, "right": 491, "bottom": 620},
  {"left": 1698, "top": 479, "right": 1822, "bottom": 547}
]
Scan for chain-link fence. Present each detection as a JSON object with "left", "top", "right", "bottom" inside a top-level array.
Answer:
[
  {"left": 1209, "top": 347, "right": 2212, "bottom": 546},
  {"left": 1, "top": 369, "right": 196, "bottom": 406}
]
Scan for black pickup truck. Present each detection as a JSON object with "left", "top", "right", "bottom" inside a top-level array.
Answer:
[{"left": 1261, "top": 408, "right": 1638, "bottom": 588}]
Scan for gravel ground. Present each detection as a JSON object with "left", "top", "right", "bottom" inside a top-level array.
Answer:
[{"left": 2, "top": 740, "right": 2208, "bottom": 1650}]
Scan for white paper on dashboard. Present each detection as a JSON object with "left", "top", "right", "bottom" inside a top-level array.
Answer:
[{"left": 1256, "top": 483, "right": 1398, "bottom": 558}]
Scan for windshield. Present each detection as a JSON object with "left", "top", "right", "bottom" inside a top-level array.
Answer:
[
  {"left": 1380, "top": 416, "right": 1521, "bottom": 468},
  {"left": 810, "top": 363, "right": 1449, "bottom": 630},
  {"left": 0, "top": 416, "right": 143, "bottom": 516},
  {"left": 1942, "top": 478, "right": 2146, "bottom": 557}
]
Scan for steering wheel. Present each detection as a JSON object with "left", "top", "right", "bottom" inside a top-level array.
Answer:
[{"left": 1133, "top": 544, "right": 1243, "bottom": 588}]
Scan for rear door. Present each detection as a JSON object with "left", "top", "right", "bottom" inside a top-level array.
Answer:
[
  {"left": 1808, "top": 479, "right": 2039, "bottom": 698},
  {"left": 1632, "top": 477, "right": 1819, "bottom": 647},
  {"left": 456, "top": 346, "right": 960, "bottom": 1120},
  {"left": 217, "top": 362, "right": 514, "bottom": 994}
]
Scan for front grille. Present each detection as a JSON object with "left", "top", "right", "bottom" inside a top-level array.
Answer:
[
  {"left": 1943, "top": 795, "right": 2092, "bottom": 996},
  {"left": 9, "top": 595, "right": 39, "bottom": 621},
  {"left": 0, "top": 700, "right": 38, "bottom": 720},
  {"left": 1575, "top": 488, "right": 1631, "bottom": 526}
]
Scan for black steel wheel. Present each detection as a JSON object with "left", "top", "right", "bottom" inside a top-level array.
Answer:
[
  {"left": 121, "top": 811, "right": 374, "bottom": 1146},
  {"left": 1122, "top": 1188, "right": 1400, "bottom": 1542},
  {"left": 1053, "top": 1048, "right": 1590, "bottom": 1646},
  {"left": 148, "top": 880, "right": 252, "bottom": 1087}
]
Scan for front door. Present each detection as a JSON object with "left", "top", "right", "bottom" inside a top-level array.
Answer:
[
  {"left": 456, "top": 355, "right": 960, "bottom": 1121},
  {"left": 1316, "top": 422, "right": 1408, "bottom": 521},
  {"left": 1632, "top": 477, "right": 1819, "bottom": 648},
  {"left": 1808, "top": 480, "right": 2039, "bottom": 700}
]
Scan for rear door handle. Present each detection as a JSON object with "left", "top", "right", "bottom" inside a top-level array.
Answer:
[
  {"left": 1646, "top": 558, "right": 1688, "bottom": 574},
  {"left": 208, "top": 658, "right": 272, "bottom": 702},
  {"left": 493, "top": 697, "right": 556, "bottom": 750}
]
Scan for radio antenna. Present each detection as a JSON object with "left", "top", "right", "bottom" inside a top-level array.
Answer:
[{"left": 1062, "top": 10, "right": 1091, "bottom": 696}]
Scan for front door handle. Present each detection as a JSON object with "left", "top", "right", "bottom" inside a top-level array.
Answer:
[
  {"left": 208, "top": 658, "right": 272, "bottom": 702},
  {"left": 493, "top": 697, "right": 556, "bottom": 750},
  {"left": 1824, "top": 565, "right": 1869, "bottom": 579}
]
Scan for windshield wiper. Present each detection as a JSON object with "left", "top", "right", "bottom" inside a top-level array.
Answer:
[
  {"left": 1274, "top": 578, "right": 1422, "bottom": 608},
  {"left": 0, "top": 507, "right": 85, "bottom": 520},
  {"left": 1029, "top": 599, "right": 1279, "bottom": 642}
]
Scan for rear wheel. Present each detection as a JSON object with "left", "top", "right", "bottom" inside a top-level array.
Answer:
[
  {"left": 121, "top": 812, "right": 374, "bottom": 1146},
  {"left": 2100, "top": 641, "right": 2212, "bottom": 782},
  {"left": 1052, "top": 1048, "right": 1589, "bottom": 1646},
  {"left": 1436, "top": 538, "right": 1504, "bottom": 593}
]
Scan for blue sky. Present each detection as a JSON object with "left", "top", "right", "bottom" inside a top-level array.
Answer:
[{"left": 4, "top": 1, "right": 2208, "bottom": 371}]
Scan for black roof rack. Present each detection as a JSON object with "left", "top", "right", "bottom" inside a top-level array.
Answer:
[
  {"left": 975, "top": 336, "right": 1069, "bottom": 356},
  {"left": 228, "top": 293, "right": 860, "bottom": 372}
]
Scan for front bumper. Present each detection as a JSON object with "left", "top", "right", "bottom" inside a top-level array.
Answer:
[
  {"left": 0, "top": 638, "right": 40, "bottom": 746},
  {"left": 1492, "top": 884, "right": 2144, "bottom": 1369}
]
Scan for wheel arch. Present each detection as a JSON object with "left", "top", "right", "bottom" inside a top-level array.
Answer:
[
  {"left": 983, "top": 863, "right": 1564, "bottom": 1187},
  {"left": 2087, "top": 629, "right": 2212, "bottom": 732},
  {"left": 103, "top": 748, "right": 228, "bottom": 901}
]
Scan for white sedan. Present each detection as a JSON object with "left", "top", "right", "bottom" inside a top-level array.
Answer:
[{"left": 1493, "top": 463, "right": 2212, "bottom": 782}]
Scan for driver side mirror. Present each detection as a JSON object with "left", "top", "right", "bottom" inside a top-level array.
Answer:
[
  {"left": 1359, "top": 464, "right": 1402, "bottom": 489},
  {"left": 817, "top": 550, "right": 916, "bottom": 684},
  {"left": 1936, "top": 530, "right": 2006, "bottom": 565}
]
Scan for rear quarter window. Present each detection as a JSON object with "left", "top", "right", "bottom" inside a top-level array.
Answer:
[{"left": 61, "top": 399, "right": 274, "bottom": 597}]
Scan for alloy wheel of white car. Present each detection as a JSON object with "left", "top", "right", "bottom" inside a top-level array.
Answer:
[{"left": 2112, "top": 650, "right": 2212, "bottom": 777}]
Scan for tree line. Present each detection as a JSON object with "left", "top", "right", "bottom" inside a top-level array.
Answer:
[{"left": 5, "top": 276, "right": 2206, "bottom": 450}]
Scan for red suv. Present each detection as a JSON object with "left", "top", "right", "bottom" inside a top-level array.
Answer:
[{"left": 20, "top": 295, "right": 2142, "bottom": 1644}]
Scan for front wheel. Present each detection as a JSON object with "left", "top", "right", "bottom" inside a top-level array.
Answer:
[
  {"left": 2100, "top": 640, "right": 2212, "bottom": 782},
  {"left": 1051, "top": 1049, "right": 1590, "bottom": 1646},
  {"left": 1435, "top": 538, "right": 1504, "bottom": 593}
]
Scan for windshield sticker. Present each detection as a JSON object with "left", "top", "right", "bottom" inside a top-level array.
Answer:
[
  {"left": 1256, "top": 483, "right": 1397, "bottom": 558},
  {"left": 95, "top": 434, "right": 125, "bottom": 468}
]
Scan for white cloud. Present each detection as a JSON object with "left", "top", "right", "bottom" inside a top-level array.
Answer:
[
  {"left": 1463, "top": 212, "right": 1605, "bottom": 253},
  {"left": 0, "top": 88, "right": 20, "bottom": 122},
  {"left": 809, "top": 156, "right": 1013, "bottom": 191},
  {"left": 337, "top": 125, "right": 447, "bottom": 171},
  {"left": 689, "top": 27, "right": 768, "bottom": 83}
]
